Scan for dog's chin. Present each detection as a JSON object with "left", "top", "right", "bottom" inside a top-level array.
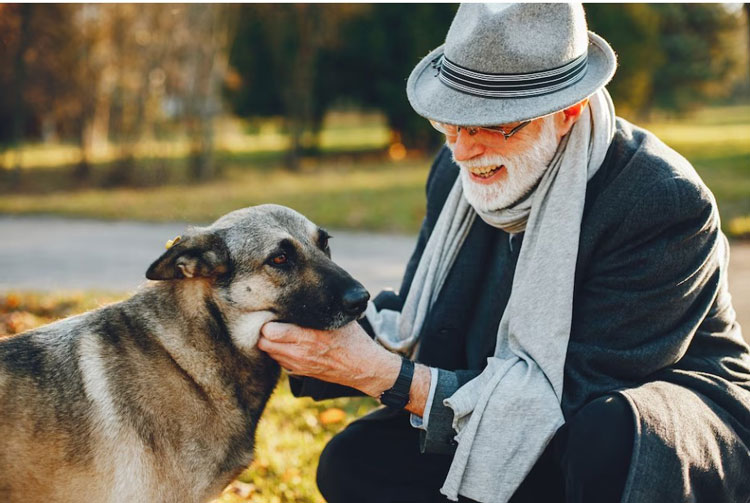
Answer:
[
  {"left": 228, "top": 310, "right": 277, "bottom": 352},
  {"left": 278, "top": 310, "right": 364, "bottom": 331},
  {"left": 324, "top": 312, "right": 357, "bottom": 331}
]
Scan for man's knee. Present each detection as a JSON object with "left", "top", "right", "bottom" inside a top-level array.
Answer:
[
  {"left": 556, "top": 394, "right": 634, "bottom": 502},
  {"left": 565, "top": 394, "right": 634, "bottom": 460},
  {"left": 316, "top": 423, "right": 373, "bottom": 503}
]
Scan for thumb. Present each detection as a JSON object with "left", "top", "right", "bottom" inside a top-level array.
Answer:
[{"left": 261, "top": 321, "right": 291, "bottom": 340}]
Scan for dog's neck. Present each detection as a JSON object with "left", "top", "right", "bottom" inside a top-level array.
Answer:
[{"left": 134, "top": 280, "right": 280, "bottom": 417}]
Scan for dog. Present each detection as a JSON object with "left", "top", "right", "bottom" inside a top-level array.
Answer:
[{"left": 0, "top": 204, "right": 370, "bottom": 503}]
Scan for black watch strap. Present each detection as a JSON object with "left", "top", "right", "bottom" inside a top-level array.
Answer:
[{"left": 380, "top": 358, "right": 415, "bottom": 409}]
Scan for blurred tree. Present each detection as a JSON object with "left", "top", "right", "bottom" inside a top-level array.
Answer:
[
  {"left": 103, "top": 4, "right": 235, "bottom": 182},
  {"left": 319, "top": 4, "right": 457, "bottom": 150},
  {"left": 182, "top": 4, "right": 236, "bottom": 180},
  {"left": 227, "top": 4, "right": 365, "bottom": 170},
  {"left": 68, "top": 5, "right": 106, "bottom": 179},
  {"left": 586, "top": 4, "right": 745, "bottom": 118},
  {"left": 228, "top": 4, "right": 743, "bottom": 152},
  {"left": 584, "top": 4, "right": 663, "bottom": 119},
  {"left": 0, "top": 4, "right": 233, "bottom": 183},
  {"left": 0, "top": 3, "right": 746, "bottom": 179},
  {"left": 0, "top": 4, "right": 95, "bottom": 178},
  {"left": 227, "top": 4, "right": 456, "bottom": 154},
  {"left": 7, "top": 4, "right": 32, "bottom": 179}
]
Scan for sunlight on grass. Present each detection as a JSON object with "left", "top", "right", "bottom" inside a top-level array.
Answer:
[
  {"left": 0, "top": 105, "right": 748, "bottom": 237},
  {"left": 0, "top": 114, "right": 391, "bottom": 170},
  {"left": 0, "top": 291, "right": 379, "bottom": 503},
  {"left": 0, "top": 159, "right": 431, "bottom": 233}
]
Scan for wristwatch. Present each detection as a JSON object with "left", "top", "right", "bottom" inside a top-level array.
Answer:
[{"left": 379, "top": 357, "right": 415, "bottom": 409}]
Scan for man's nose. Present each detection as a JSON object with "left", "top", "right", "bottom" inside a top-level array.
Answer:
[{"left": 451, "top": 129, "right": 485, "bottom": 161}]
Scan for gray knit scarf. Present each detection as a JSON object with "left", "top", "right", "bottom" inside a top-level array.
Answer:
[{"left": 365, "top": 89, "right": 616, "bottom": 502}]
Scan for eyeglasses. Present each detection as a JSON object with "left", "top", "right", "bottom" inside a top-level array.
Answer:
[{"left": 429, "top": 120, "right": 531, "bottom": 144}]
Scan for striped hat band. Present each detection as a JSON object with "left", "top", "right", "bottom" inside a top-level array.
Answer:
[{"left": 433, "top": 51, "right": 588, "bottom": 99}]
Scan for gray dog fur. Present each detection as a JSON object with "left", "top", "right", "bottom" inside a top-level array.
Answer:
[{"left": 0, "top": 204, "right": 369, "bottom": 503}]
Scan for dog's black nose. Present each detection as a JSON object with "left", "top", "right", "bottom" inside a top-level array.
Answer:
[{"left": 342, "top": 285, "right": 370, "bottom": 316}]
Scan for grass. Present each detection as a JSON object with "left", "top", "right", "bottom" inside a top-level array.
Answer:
[
  {"left": 0, "top": 113, "right": 392, "bottom": 170},
  {"left": 0, "top": 158, "right": 430, "bottom": 233},
  {"left": 0, "top": 291, "right": 379, "bottom": 503},
  {"left": 0, "top": 105, "right": 748, "bottom": 236}
]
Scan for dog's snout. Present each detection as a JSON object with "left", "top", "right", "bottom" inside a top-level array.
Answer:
[{"left": 342, "top": 285, "right": 370, "bottom": 316}]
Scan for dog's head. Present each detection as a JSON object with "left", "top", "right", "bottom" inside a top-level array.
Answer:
[{"left": 146, "top": 205, "right": 369, "bottom": 338}]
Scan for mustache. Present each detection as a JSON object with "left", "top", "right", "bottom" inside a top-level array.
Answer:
[{"left": 453, "top": 153, "right": 513, "bottom": 170}]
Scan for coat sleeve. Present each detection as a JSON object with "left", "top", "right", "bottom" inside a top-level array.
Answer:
[
  {"left": 419, "top": 369, "right": 480, "bottom": 454},
  {"left": 563, "top": 173, "right": 724, "bottom": 416},
  {"left": 288, "top": 147, "right": 450, "bottom": 401}
]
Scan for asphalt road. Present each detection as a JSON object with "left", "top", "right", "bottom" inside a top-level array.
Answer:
[
  {"left": 0, "top": 216, "right": 415, "bottom": 295},
  {"left": 1, "top": 215, "right": 747, "bottom": 337}
]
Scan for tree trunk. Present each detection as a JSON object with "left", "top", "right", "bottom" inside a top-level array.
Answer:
[
  {"left": 185, "top": 5, "right": 231, "bottom": 181},
  {"left": 9, "top": 4, "right": 33, "bottom": 185}
]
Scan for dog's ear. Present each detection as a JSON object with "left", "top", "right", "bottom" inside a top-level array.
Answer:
[{"left": 146, "top": 232, "right": 230, "bottom": 281}]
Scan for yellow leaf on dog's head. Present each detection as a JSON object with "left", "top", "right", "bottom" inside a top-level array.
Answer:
[{"left": 165, "top": 235, "right": 182, "bottom": 249}]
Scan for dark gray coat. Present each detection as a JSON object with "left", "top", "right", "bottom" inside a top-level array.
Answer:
[{"left": 293, "top": 119, "right": 750, "bottom": 502}]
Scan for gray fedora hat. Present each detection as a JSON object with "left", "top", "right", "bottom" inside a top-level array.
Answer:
[{"left": 406, "top": 3, "right": 617, "bottom": 126}]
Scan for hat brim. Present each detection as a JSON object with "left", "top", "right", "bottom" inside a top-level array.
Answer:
[{"left": 406, "top": 32, "right": 617, "bottom": 126}]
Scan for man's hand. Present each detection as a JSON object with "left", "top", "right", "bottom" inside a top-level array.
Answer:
[{"left": 258, "top": 321, "right": 431, "bottom": 417}]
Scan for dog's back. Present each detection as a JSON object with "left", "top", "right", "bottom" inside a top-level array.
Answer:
[{"left": 0, "top": 286, "right": 280, "bottom": 503}]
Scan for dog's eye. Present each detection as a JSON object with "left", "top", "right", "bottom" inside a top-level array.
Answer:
[{"left": 270, "top": 254, "right": 288, "bottom": 266}]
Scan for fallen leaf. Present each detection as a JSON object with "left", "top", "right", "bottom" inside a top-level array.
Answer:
[{"left": 319, "top": 408, "right": 346, "bottom": 425}]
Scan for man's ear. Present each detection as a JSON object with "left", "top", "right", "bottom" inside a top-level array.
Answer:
[
  {"left": 563, "top": 98, "right": 589, "bottom": 121},
  {"left": 145, "top": 232, "right": 230, "bottom": 280},
  {"left": 555, "top": 98, "right": 590, "bottom": 139}
]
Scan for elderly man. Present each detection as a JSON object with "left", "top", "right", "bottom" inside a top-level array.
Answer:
[{"left": 258, "top": 4, "right": 750, "bottom": 503}]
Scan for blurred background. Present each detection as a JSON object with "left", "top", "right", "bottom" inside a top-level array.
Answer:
[
  {"left": 0, "top": 4, "right": 748, "bottom": 233},
  {"left": 0, "top": 4, "right": 749, "bottom": 503}
]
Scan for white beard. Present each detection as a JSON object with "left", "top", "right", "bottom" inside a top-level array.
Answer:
[{"left": 451, "top": 116, "right": 561, "bottom": 212}]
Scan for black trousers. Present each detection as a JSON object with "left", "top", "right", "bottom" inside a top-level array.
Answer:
[{"left": 317, "top": 394, "right": 634, "bottom": 503}]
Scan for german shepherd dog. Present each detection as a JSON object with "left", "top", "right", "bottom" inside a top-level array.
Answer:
[{"left": 0, "top": 205, "right": 370, "bottom": 503}]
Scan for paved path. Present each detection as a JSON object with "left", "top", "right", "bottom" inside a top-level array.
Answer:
[
  {"left": 1, "top": 216, "right": 748, "bottom": 335},
  {"left": 0, "top": 216, "right": 415, "bottom": 296}
]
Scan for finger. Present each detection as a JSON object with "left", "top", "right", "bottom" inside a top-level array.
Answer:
[
  {"left": 262, "top": 321, "right": 310, "bottom": 343},
  {"left": 261, "top": 321, "right": 289, "bottom": 340},
  {"left": 258, "top": 337, "right": 324, "bottom": 378},
  {"left": 257, "top": 336, "right": 294, "bottom": 360},
  {"left": 259, "top": 338, "right": 309, "bottom": 373}
]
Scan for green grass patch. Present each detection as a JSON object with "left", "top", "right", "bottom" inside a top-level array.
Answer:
[
  {"left": 0, "top": 158, "right": 430, "bottom": 233},
  {"left": 0, "top": 105, "right": 748, "bottom": 237},
  {"left": 0, "top": 291, "right": 378, "bottom": 503}
]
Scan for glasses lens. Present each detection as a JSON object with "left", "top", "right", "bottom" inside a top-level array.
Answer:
[
  {"left": 430, "top": 120, "right": 529, "bottom": 145},
  {"left": 470, "top": 128, "right": 508, "bottom": 147},
  {"left": 490, "top": 121, "right": 529, "bottom": 137}
]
